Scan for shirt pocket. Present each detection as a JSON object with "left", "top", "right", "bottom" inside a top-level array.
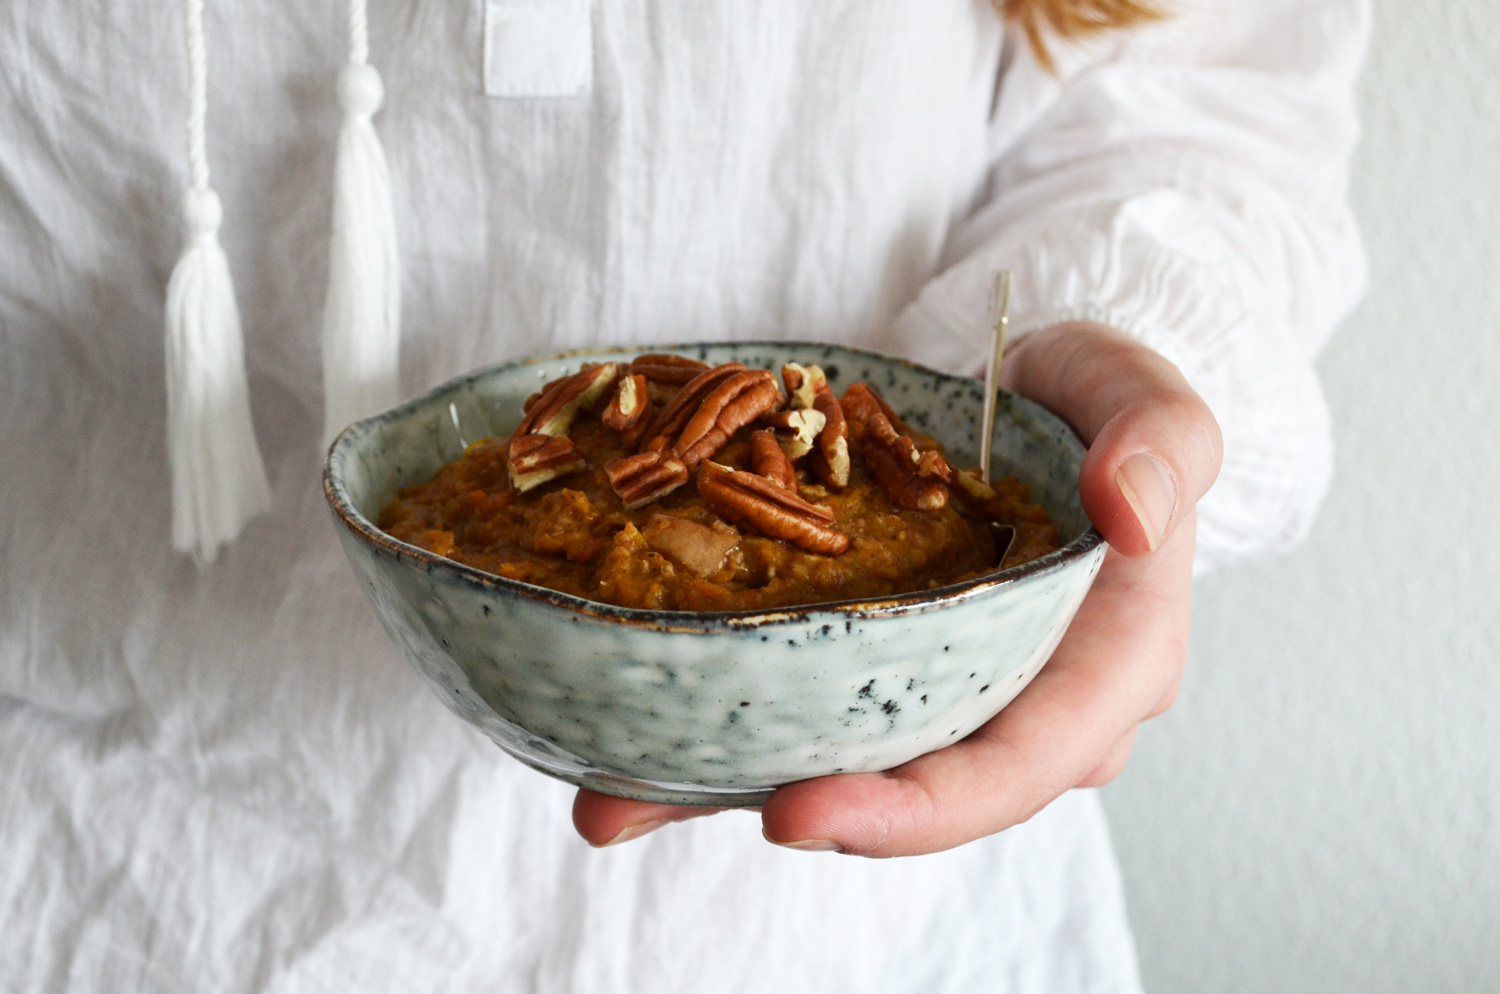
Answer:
[{"left": 483, "top": 0, "right": 593, "bottom": 97}]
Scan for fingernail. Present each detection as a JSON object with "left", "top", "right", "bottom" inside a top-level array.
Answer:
[
  {"left": 598, "top": 819, "right": 666, "bottom": 848},
  {"left": 1116, "top": 452, "right": 1176, "bottom": 552},
  {"left": 763, "top": 831, "right": 843, "bottom": 853}
]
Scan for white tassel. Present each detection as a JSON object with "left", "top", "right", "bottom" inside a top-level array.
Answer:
[
  {"left": 166, "top": 0, "right": 270, "bottom": 563},
  {"left": 321, "top": 0, "right": 401, "bottom": 444}
]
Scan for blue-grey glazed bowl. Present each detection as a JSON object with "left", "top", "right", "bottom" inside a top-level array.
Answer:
[{"left": 324, "top": 343, "right": 1105, "bottom": 806}]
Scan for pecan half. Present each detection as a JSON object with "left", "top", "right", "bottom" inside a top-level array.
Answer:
[
  {"left": 631, "top": 353, "right": 712, "bottom": 403},
  {"left": 605, "top": 450, "right": 690, "bottom": 509},
  {"left": 631, "top": 353, "right": 710, "bottom": 385},
  {"left": 673, "top": 369, "right": 783, "bottom": 468},
  {"left": 524, "top": 362, "right": 619, "bottom": 413},
  {"left": 697, "top": 461, "right": 849, "bottom": 556},
  {"left": 839, "top": 382, "right": 883, "bottom": 440},
  {"left": 639, "top": 362, "right": 746, "bottom": 452},
  {"left": 507, "top": 434, "right": 588, "bottom": 493},
  {"left": 759, "top": 408, "right": 826, "bottom": 460},
  {"left": 781, "top": 362, "right": 827, "bottom": 411},
  {"left": 841, "top": 382, "right": 913, "bottom": 440},
  {"left": 866, "top": 435, "right": 948, "bottom": 510},
  {"left": 809, "top": 380, "right": 850, "bottom": 488},
  {"left": 917, "top": 449, "right": 954, "bottom": 484},
  {"left": 782, "top": 363, "right": 849, "bottom": 485},
  {"left": 602, "top": 373, "right": 653, "bottom": 448},
  {"left": 843, "top": 382, "right": 948, "bottom": 511},
  {"left": 749, "top": 429, "right": 796, "bottom": 490},
  {"left": 516, "top": 362, "right": 620, "bottom": 437}
]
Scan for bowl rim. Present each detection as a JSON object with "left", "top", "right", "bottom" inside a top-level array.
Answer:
[{"left": 323, "top": 341, "right": 1106, "bottom": 631}]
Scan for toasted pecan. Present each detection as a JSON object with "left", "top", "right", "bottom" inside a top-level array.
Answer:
[
  {"left": 507, "top": 434, "right": 588, "bottom": 493},
  {"left": 838, "top": 382, "right": 885, "bottom": 441},
  {"left": 672, "top": 369, "right": 783, "bottom": 468},
  {"left": 631, "top": 353, "right": 712, "bottom": 403},
  {"left": 602, "top": 373, "right": 653, "bottom": 448},
  {"left": 639, "top": 362, "right": 746, "bottom": 452},
  {"left": 631, "top": 353, "right": 711, "bottom": 385},
  {"left": 809, "top": 380, "right": 850, "bottom": 488},
  {"left": 917, "top": 449, "right": 953, "bottom": 484},
  {"left": 781, "top": 362, "right": 827, "bottom": 411},
  {"left": 843, "top": 382, "right": 948, "bottom": 511},
  {"left": 697, "top": 461, "right": 849, "bottom": 556},
  {"left": 759, "top": 408, "right": 826, "bottom": 460},
  {"left": 749, "top": 429, "right": 797, "bottom": 490},
  {"left": 841, "top": 381, "right": 912, "bottom": 437},
  {"left": 516, "top": 363, "right": 620, "bottom": 437},
  {"left": 605, "top": 450, "right": 690, "bottom": 509},
  {"left": 864, "top": 434, "right": 948, "bottom": 510},
  {"left": 524, "top": 363, "right": 606, "bottom": 413}
]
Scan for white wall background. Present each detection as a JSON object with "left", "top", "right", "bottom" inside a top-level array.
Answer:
[{"left": 1101, "top": 2, "right": 1500, "bottom": 990}]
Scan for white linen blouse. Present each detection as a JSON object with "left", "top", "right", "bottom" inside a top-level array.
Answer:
[{"left": 0, "top": 1, "right": 1367, "bottom": 991}]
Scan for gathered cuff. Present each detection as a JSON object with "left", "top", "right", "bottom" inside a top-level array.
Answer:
[{"left": 882, "top": 191, "right": 1336, "bottom": 573}]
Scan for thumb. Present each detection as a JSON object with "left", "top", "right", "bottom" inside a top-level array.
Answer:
[{"left": 1002, "top": 321, "right": 1223, "bottom": 557}]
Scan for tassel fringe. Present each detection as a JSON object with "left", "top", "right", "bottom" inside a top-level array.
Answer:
[
  {"left": 166, "top": 188, "right": 272, "bottom": 563},
  {"left": 321, "top": 59, "right": 402, "bottom": 443}
]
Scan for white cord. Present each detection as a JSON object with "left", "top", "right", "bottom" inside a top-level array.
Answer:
[
  {"left": 348, "top": 0, "right": 369, "bottom": 64},
  {"left": 185, "top": 0, "right": 211, "bottom": 191},
  {"left": 165, "top": 0, "right": 271, "bottom": 563}
]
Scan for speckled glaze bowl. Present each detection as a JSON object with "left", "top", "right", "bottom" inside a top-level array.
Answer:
[{"left": 324, "top": 343, "right": 1105, "bottom": 806}]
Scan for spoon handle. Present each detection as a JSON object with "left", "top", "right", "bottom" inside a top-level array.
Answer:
[{"left": 980, "top": 270, "right": 1013, "bottom": 485}]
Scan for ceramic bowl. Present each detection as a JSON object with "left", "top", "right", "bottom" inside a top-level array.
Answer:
[{"left": 324, "top": 343, "right": 1105, "bottom": 806}]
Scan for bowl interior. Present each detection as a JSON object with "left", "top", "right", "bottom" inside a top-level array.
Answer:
[{"left": 329, "top": 342, "right": 1096, "bottom": 612}]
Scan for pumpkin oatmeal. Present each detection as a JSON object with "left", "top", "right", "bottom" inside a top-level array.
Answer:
[{"left": 378, "top": 355, "right": 1059, "bottom": 611}]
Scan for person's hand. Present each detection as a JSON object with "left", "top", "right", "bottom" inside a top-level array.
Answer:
[{"left": 572, "top": 321, "right": 1223, "bottom": 855}]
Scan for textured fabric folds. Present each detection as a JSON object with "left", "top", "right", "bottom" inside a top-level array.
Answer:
[
  {"left": 0, "top": 1, "right": 1366, "bottom": 991},
  {"left": 883, "top": 0, "right": 1370, "bottom": 572}
]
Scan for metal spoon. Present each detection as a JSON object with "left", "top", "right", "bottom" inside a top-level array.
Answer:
[{"left": 982, "top": 271, "right": 1016, "bottom": 567}]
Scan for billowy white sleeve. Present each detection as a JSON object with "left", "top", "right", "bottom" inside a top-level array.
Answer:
[{"left": 887, "top": 0, "right": 1370, "bottom": 573}]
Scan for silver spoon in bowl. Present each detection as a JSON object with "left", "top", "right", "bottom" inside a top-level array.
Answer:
[{"left": 982, "top": 271, "right": 1017, "bottom": 567}]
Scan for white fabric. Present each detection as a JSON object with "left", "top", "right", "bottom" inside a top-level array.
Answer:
[
  {"left": 884, "top": 0, "right": 1371, "bottom": 572},
  {"left": 0, "top": 1, "right": 1367, "bottom": 991},
  {"left": 484, "top": 0, "right": 595, "bottom": 98}
]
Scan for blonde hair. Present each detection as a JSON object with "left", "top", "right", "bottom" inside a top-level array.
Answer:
[{"left": 999, "top": 0, "right": 1165, "bottom": 70}]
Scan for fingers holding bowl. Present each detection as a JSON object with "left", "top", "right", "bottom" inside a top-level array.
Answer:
[
  {"left": 1004, "top": 321, "right": 1223, "bottom": 558},
  {"left": 573, "top": 790, "right": 725, "bottom": 847},
  {"left": 1076, "top": 726, "right": 1139, "bottom": 789},
  {"left": 759, "top": 515, "right": 1197, "bottom": 858},
  {"left": 566, "top": 329, "right": 1214, "bottom": 856}
]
